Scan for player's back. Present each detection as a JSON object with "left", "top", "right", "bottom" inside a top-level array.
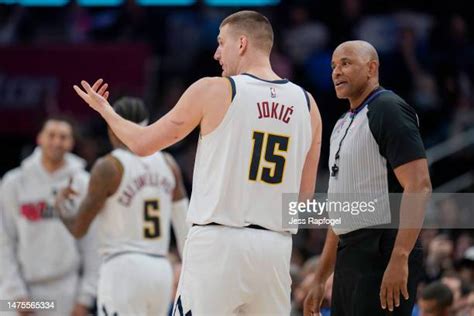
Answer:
[
  {"left": 188, "top": 73, "right": 312, "bottom": 233},
  {"left": 98, "top": 148, "right": 175, "bottom": 259}
]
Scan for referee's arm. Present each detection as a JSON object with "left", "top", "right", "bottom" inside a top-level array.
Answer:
[
  {"left": 380, "top": 159, "right": 431, "bottom": 311},
  {"left": 368, "top": 96, "right": 432, "bottom": 312}
]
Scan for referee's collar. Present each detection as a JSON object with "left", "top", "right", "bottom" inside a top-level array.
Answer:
[{"left": 350, "top": 86, "right": 384, "bottom": 115}]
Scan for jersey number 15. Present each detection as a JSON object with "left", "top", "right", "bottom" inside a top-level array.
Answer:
[{"left": 248, "top": 131, "right": 290, "bottom": 185}]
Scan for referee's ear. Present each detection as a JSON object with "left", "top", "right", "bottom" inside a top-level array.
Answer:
[{"left": 368, "top": 59, "right": 379, "bottom": 80}]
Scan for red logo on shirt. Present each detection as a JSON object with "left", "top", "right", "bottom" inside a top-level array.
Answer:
[{"left": 20, "top": 201, "right": 47, "bottom": 221}]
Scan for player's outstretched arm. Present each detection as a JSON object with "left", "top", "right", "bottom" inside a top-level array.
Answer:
[
  {"left": 74, "top": 77, "right": 227, "bottom": 156},
  {"left": 55, "top": 155, "right": 122, "bottom": 238}
]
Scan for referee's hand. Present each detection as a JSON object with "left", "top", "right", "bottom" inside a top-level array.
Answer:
[
  {"left": 379, "top": 255, "right": 409, "bottom": 312},
  {"left": 303, "top": 282, "right": 325, "bottom": 316}
]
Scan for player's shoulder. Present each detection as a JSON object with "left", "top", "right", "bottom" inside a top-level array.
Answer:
[
  {"left": 90, "top": 154, "right": 123, "bottom": 180},
  {"left": 304, "top": 90, "right": 317, "bottom": 106},
  {"left": 192, "top": 76, "right": 229, "bottom": 91},
  {"left": 188, "top": 77, "right": 232, "bottom": 106}
]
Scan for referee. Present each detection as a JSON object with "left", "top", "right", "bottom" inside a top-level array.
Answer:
[{"left": 304, "top": 40, "right": 432, "bottom": 316}]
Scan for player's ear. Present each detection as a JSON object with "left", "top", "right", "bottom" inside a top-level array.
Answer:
[{"left": 239, "top": 35, "right": 248, "bottom": 55}]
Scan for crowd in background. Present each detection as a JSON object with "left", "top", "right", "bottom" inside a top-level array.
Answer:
[{"left": 1, "top": 0, "right": 474, "bottom": 315}]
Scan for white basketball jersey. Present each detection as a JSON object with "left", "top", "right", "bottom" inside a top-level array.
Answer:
[
  {"left": 97, "top": 149, "right": 175, "bottom": 257},
  {"left": 188, "top": 74, "right": 312, "bottom": 233}
]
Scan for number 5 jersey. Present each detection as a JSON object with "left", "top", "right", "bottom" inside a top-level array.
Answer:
[{"left": 98, "top": 148, "right": 176, "bottom": 258}]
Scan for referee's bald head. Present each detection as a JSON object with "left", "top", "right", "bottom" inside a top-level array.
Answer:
[
  {"left": 334, "top": 40, "right": 379, "bottom": 64},
  {"left": 332, "top": 40, "right": 380, "bottom": 80}
]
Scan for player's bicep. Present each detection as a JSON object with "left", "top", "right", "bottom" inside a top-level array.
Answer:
[{"left": 146, "top": 79, "right": 210, "bottom": 150}]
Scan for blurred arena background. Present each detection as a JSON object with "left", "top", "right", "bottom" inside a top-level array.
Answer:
[{"left": 1, "top": 0, "right": 473, "bottom": 315}]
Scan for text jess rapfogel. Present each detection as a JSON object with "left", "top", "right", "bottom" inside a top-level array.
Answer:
[{"left": 288, "top": 217, "right": 342, "bottom": 226}]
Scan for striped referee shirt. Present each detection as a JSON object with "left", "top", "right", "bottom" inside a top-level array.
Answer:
[{"left": 328, "top": 87, "right": 426, "bottom": 235}]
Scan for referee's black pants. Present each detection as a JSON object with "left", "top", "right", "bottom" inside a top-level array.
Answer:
[{"left": 331, "top": 229, "right": 423, "bottom": 316}]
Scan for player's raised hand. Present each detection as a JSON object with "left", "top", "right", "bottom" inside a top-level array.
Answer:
[
  {"left": 303, "top": 281, "right": 325, "bottom": 316},
  {"left": 73, "top": 78, "right": 110, "bottom": 114}
]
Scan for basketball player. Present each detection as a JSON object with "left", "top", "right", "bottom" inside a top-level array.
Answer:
[
  {"left": 55, "top": 97, "right": 190, "bottom": 316},
  {"left": 73, "top": 10, "right": 322, "bottom": 315}
]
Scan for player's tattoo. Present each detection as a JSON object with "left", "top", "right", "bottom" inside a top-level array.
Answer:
[{"left": 170, "top": 120, "right": 184, "bottom": 126}]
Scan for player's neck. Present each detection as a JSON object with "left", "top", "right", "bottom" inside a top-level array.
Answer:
[
  {"left": 238, "top": 56, "right": 281, "bottom": 81},
  {"left": 41, "top": 156, "right": 65, "bottom": 173}
]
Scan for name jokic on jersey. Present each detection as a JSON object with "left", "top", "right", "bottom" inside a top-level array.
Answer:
[{"left": 257, "top": 101, "right": 294, "bottom": 124}]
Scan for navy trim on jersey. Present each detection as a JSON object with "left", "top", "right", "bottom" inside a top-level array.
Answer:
[
  {"left": 350, "top": 86, "right": 385, "bottom": 115},
  {"left": 301, "top": 87, "right": 310, "bottom": 112},
  {"left": 173, "top": 296, "right": 183, "bottom": 316},
  {"left": 174, "top": 296, "right": 192, "bottom": 316},
  {"left": 227, "top": 77, "right": 236, "bottom": 101},
  {"left": 242, "top": 73, "right": 289, "bottom": 84}
]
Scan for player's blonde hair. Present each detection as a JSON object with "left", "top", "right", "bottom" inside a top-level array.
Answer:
[{"left": 220, "top": 10, "right": 274, "bottom": 55}]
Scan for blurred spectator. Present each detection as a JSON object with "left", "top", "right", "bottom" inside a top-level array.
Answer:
[
  {"left": 0, "top": 6, "right": 24, "bottom": 44},
  {"left": 354, "top": 14, "right": 398, "bottom": 55},
  {"left": 0, "top": 117, "right": 100, "bottom": 316},
  {"left": 441, "top": 273, "right": 465, "bottom": 315},
  {"left": 292, "top": 256, "right": 335, "bottom": 316},
  {"left": 426, "top": 234, "right": 455, "bottom": 281},
  {"left": 283, "top": 6, "right": 329, "bottom": 65},
  {"left": 417, "top": 281, "right": 454, "bottom": 316},
  {"left": 457, "top": 247, "right": 474, "bottom": 286}
]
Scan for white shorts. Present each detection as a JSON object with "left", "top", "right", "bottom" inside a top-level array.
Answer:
[
  {"left": 173, "top": 225, "right": 292, "bottom": 316},
  {"left": 98, "top": 252, "right": 173, "bottom": 316}
]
